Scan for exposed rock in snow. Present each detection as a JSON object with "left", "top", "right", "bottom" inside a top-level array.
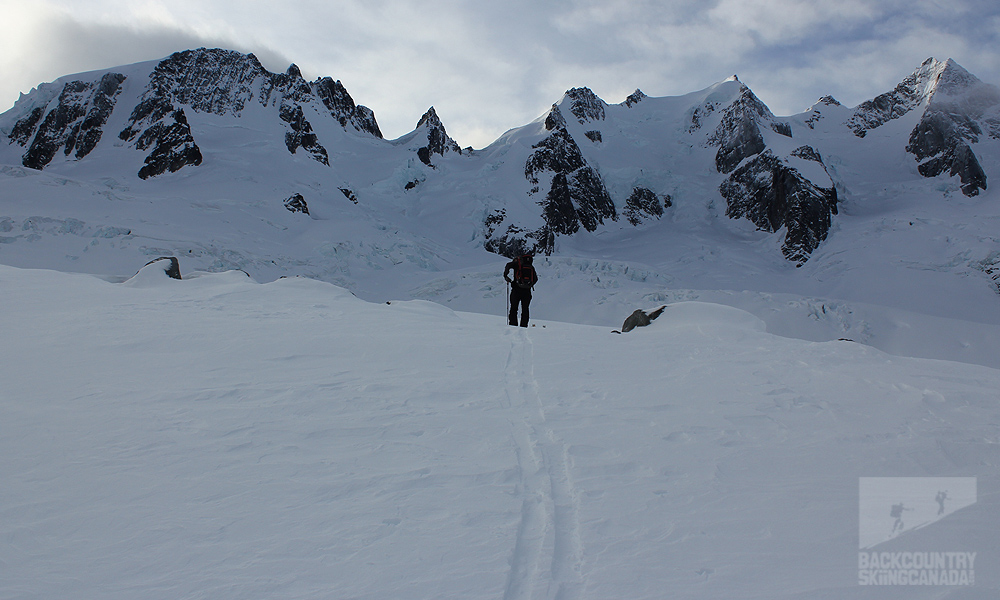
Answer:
[
  {"left": 899, "top": 59, "right": 998, "bottom": 196},
  {"left": 279, "top": 102, "right": 330, "bottom": 165},
  {"left": 120, "top": 99, "right": 203, "bottom": 180},
  {"left": 414, "top": 107, "right": 461, "bottom": 166},
  {"left": 313, "top": 76, "right": 383, "bottom": 139},
  {"left": 844, "top": 58, "right": 950, "bottom": 137},
  {"left": 339, "top": 188, "right": 359, "bottom": 204},
  {"left": 107, "top": 49, "right": 382, "bottom": 177},
  {"left": 719, "top": 150, "right": 838, "bottom": 264},
  {"left": 564, "top": 87, "right": 606, "bottom": 123},
  {"left": 617, "top": 305, "right": 666, "bottom": 332},
  {"left": 483, "top": 222, "right": 555, "bottom": 258},
  {"left": 3, "top": 51, "right": 999, "bottom": 271},
  {"left": 622, "top": 89, "right": 646, "bottom": 108},
  {"left": 523, "top": 105, "right": 616, "bottom": 237},
  {"left": 710, "top": 84, "right": 792, "bottom": 174},
  {"left": 11, "top": 72, "right": 126, "bottom": 169},
  {"left": 126, "top": 256, "right": 182, "bottom": 283},
  {"left": 623, "top": 187, "right": 668, "bottom": 226},
  {"left": 908, "top": 110, "right": 987, "bottom": 196},
  {"left": 802, "top": 96, "right": 841, "bottom": 129},
  {"left": 283, "top": 193, "right": 310, "bottom": 215}
]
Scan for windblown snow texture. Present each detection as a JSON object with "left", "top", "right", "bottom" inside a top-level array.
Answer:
[{"left": 2, "top": 265, "right": 999, "bottom": 600}]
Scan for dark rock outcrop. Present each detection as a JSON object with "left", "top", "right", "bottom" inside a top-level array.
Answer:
[
  {"left": 710, "top": 84, "right": 792, "bottom": 174},
  {"left": 414, "top": 107, "right": 461, "bottom": 166},
  {"left": 623, "top": 89, "right": 646, "bottom": 108},
  {"left": 143, "top": 256, "right": 182, "bottom": 280},
  {"left": 339, "top": 188, "right": 359, "bottom": 204},
  {"left": 565, "top": 87, "right": 606, "bottom": 124},
  {"left": 720, "top": 150, "right": 838, "bottom": 264},
  {"left": 483, "top": 102, "right": 618, "bottom": 257},
  {"left": 313, "top": 76, "right": 383, "bottom": 138},
  {"left": 841, "top": 58, "right": 996, "bottom": 196},
  {"left": 907, "top": 108, "right": 987, "bottom": 196},
  {"left": 525, "top": 105, "right": 616, "bottom": 234},
  {"left": 617, "top": 306, "right": 666, "bottom": 333},
  {"left": 283, "top": 193, "right": 310, "bottom": 215},
  {"left": 114, "top": 48, "right": 383, "bottom": 178},
  {"left": 845, "top": 76, "right": 926, "bottom": 138},
  {"left": 483, "top": 209, "right": 555, "bottom": 257},
  {"left": 803, "top": 96, "right": 841, "bottom": 129},
  {"left": 484, "top": 223, "right": 555, "bottom": 258},
  {"left": 12, "top": 72, "right": 126, "bottom": 169},
  {"left": 120, "top": 98, "right": 203, "bottom": 180},
  {"left": 9, "top": 107, "right": 45, "bottom": 146},
  {"left": 279, "top": 102, "right": 330, "bottom": 164},
  {"left": 623, "top": 187, "right": 669, "bottom": 225}
]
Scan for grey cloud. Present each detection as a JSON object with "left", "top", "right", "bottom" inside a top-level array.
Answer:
[{"left": 1, "top": 13, "right": 292, "bottom": 107}]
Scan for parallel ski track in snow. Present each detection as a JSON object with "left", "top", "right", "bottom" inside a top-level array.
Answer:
[{"left": 502, "top": 329, "right": 584, "bottom": 600}]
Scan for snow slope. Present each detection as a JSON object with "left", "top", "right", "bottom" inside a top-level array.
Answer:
[{"left": 2, "top": 264, "right": 998, "bottom": 599}]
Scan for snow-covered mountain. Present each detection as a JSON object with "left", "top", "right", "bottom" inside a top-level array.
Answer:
[{"left": 2, "top": 49, "right": 1000, "bottom": 367}]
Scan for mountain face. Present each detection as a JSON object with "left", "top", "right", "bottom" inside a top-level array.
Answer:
[
  {"left": 1, "top": 50, "right": 998, "bottom": 284},
  {"left": 846, "top": 58, "right": 999, "bottom": 196},
  {"left": 5, "top": 49, "right": 383, "bottom": 179},
  {"left": 11, "top": 72, "right": 127, "bottom": 170}
]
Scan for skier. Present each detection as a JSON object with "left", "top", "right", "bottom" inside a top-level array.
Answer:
[
  {"left": 890, "top": 502, "right": 912, "bottom": 534},
  {"left": 504, "top": 254, "right": 538, "bottom": 327},
  {"left": 936, "top": 490, "right": 948, "bottom": 515}
]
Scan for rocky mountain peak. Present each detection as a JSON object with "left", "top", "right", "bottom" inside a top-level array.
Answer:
[
  {"left": 10, "top": 72, "right": 127, "bottom": 170},
  {"left": 416, "top": 106, "right": 444, "bottom": 129},
  {"left": 898, "top": 58, "right": 997, "bottom": 197},
  {"left": 483, "top": 101, "right": 617, "bottom": 256},
  {"left": 623, "top": 89, "right": 646, "bottom": 108},
  {"left": 149, "top": 48, "right": 267, "bottom": 116},
  {"left": 5, "top": 47, "right": 384, "bottom": 179},
  {"left": 843, "top": 57, "right": 981, "bottom": 138},
  {"left": 914, "top": 58, "right": 984, "bottom": 101},
  {"left": 562, "top": 87, "right": 606, "bottom": 123},
  {"left": 709, "top": 83, "right": 792, "bottom": 174},
  {"left": 413, "top": 106, "right": 461, "bottom": 166}
]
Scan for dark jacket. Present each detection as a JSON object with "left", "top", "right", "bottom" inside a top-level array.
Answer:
[{"left": 504, "top": 256, "right": 538, "bottom": 290}]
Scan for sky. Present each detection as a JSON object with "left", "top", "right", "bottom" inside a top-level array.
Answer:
[{"left": 1, "top": 0, "right": 999, "bottom": 149}]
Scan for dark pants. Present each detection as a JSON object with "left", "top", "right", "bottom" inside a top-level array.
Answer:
[{"left": 509, "top": 286, "right": 531, "bottom": 327}]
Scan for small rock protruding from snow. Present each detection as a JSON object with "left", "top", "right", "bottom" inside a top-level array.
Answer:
[
  {"left": 617, "top": 306, "right": 666, "bottom": 333},
  {"left": 283, "top": 193, "right": 310, "bottom": 215},
  {"left": 125, "top": 256, "right": 182, "bottom": 285}
]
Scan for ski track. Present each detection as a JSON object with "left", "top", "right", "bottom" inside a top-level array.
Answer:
[{"left": 502, "top": 329, "right": 584, "bottom": 600}]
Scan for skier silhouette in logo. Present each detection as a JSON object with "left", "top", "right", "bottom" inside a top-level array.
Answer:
[
  {"left": 890, "top": 502, "right": 913, "bottom": 535},
  {"left": 936, "top": 490, "right": 948, "bottom": 515}
]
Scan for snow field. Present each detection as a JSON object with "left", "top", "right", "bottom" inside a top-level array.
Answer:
[{"left": 3, "top": 264, "right": 999, "bottom": 599}]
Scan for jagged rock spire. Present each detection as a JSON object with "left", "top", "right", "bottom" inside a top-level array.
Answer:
[{"left": 413, "top": 106, "right": 461, "bottom": 166}]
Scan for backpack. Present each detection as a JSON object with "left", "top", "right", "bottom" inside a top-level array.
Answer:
[{"left": 513, "top": 255, "right": 537, "bottom": 289}]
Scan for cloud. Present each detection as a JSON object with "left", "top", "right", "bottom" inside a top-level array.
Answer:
[{"left": 0, "top": 5, "right": 291, "bottom": 110}]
